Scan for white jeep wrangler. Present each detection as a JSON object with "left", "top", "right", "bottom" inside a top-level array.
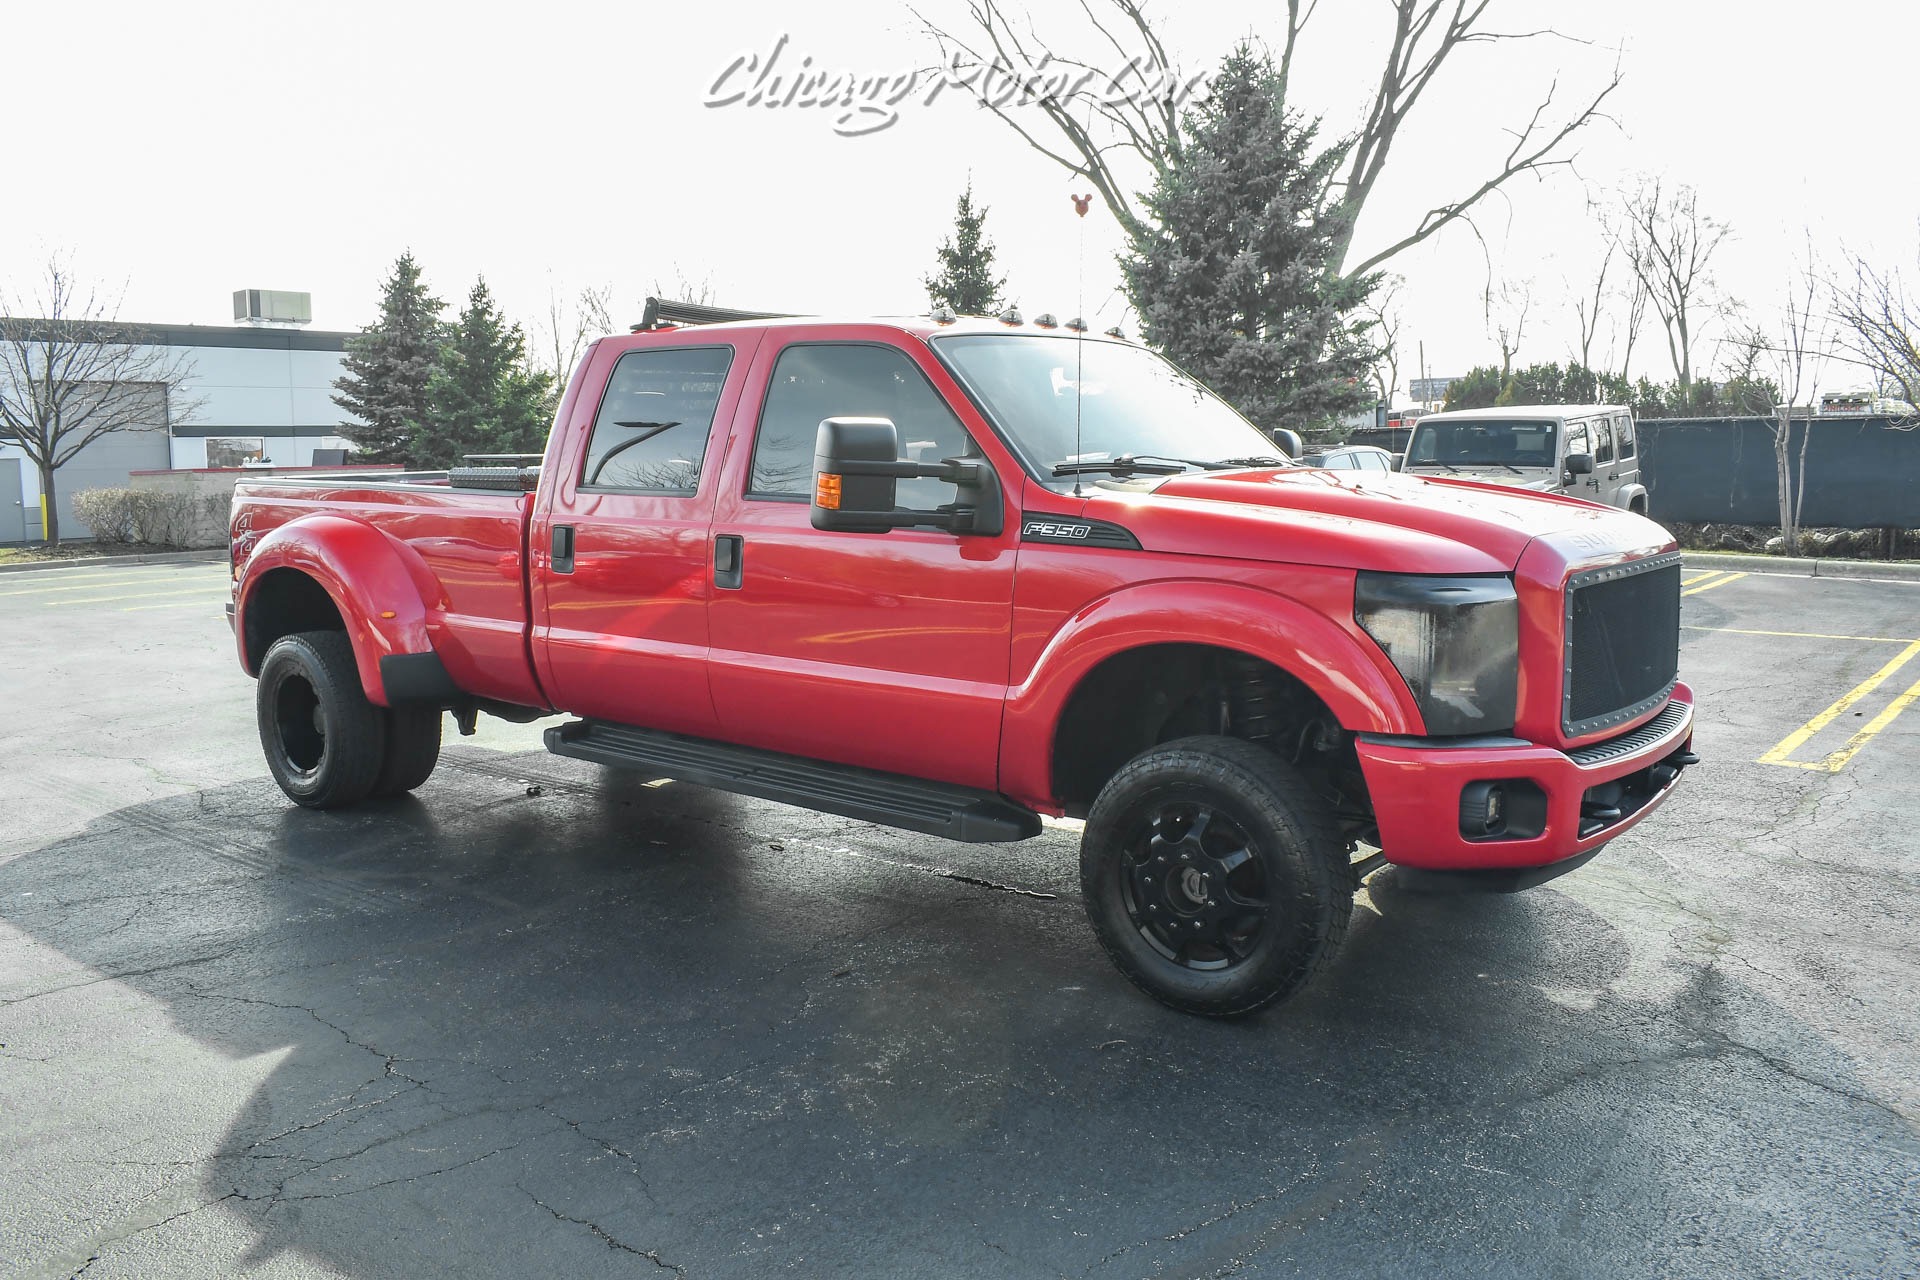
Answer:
[{"left": 1401, "top": 404, "right": 1650, "bottom": 515}]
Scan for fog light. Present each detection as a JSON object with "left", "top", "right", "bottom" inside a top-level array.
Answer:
[{"left": 1459, "top": 781, "right": 1506, "bottom": 837}]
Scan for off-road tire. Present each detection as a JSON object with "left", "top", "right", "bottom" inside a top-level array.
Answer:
[
  {"left": 1080, "top": 735, "right": 1352, "bottom": 1017},
  {"left": 257, "top": 630, "right": 385, "bottom": 810},
  {"left": 374, "top": 706, "right": 443, "bottom": 796}
]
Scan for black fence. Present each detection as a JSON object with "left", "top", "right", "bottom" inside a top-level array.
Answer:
[{"left": 1628, "top": 416, "right": 1917, "bottom": 527}]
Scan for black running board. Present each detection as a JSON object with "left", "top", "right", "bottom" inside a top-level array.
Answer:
[{"left": 544, "top": 720, "right": 1043, "bottom": 844}]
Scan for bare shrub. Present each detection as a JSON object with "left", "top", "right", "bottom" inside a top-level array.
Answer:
[
  {"left": 127, "top": 490, "right": 227, "bottom": 548},
  {"left": 70, "top": 487, "right": 141, "bottom": 543}
]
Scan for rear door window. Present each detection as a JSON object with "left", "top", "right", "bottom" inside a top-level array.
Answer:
[
  {"left": 580, "top": 346, "right": 734, "bottom": 493},
  {"left": 1616, "top": 413, "right": 1636, "bottom": 459}
]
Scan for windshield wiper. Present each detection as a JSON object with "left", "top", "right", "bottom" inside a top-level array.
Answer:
[
  {"left": 1211, "top": 455, "right": 1289, "bottom": 468},
  {"left": 586, "top": 421, "right": 680, "bottom": 486},
  {"left": 1051, "top": 453, "right": 1191, "bottom": 477}
]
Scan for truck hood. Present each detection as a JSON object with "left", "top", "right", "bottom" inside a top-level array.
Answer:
[{"left": 1104, "top": 466, "right": 1649, "bottom": 575}]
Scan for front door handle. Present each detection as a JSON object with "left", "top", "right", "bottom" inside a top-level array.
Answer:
[
  {"left": 551, "top": 524, "right": 575, "bottom": 574},
  {"left": 714, "top": 534, "right": 743, "bottom": 590}
]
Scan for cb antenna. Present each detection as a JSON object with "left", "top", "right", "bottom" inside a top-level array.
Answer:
[{"left": 1071, "top": 192, "right": 1092, "bottom": 497}]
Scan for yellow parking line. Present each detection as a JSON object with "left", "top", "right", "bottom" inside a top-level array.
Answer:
[
  {"left": 1684, "top": 625, "right": 1917, "bottom": 645},
  {"left": 1823, "top": 676, "right": 1920, "bottom": 771},
  {"left": 38, "top": 585, "right": 231, "bottom": 608},
  {"left": 0, "top": 571, "right": 221, "bottom": 597},
  {"left": 1682, "top": 572, "right": 1747, "bottom": 596},
  {"left": 1758, "top": 639, "right": 1920, "bottom": 771},
  {"left": 1680, "top": 571, "right": 1731, "bottom": 592},
  {"left": 118, "top": 596, "right": 233, "bottom": 612}
]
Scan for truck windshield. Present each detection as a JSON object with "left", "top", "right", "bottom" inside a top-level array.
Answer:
[
  {"left": 1406, "top": 419, "right": 1559, "bottom": 468},
  {"left": 932, "top": 334, "right": 1286, "bottom": 481}
]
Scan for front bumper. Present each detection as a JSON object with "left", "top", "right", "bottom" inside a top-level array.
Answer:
[{"left": 1354, "top": 682, "right": 1695, "bottom": 872}]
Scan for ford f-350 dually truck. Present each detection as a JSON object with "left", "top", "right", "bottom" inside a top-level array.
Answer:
[{"left": 227, "top": 310, "right": 1697, "bottom": 1016}]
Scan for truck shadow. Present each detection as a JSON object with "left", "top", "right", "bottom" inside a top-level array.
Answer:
[{"left": 3, "top": 754, "right": 1913, "bottom": 1278}]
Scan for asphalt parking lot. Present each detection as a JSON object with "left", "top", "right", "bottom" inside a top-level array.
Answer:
[{"left": 3, "top": 556, "right": 1918, "bottom": 1279}]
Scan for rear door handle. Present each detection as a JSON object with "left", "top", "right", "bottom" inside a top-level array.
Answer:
[
  {"left": 714, "top": 534, "right": 743, "bottom": 590},
  {"left": 551, "top": 524, "right": 575, "bottom": 574}
]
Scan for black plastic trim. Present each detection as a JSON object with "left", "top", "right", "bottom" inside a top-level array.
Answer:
[
  {"left": 1566, "top": 698, "right": 1690, "bottom": 766},
  {"left": 1356, "top": 732, "right": 1532, "bottom": 750},
  {"left": 1018, "top": 516, "right": 1142, "bottom": 550},
  {"left": 545, "top": 720, "right": 1043, "bottom": 843},
  {"left": 1388, "top": 844, "right": 1608, "bottom": 894},
  {"left": 379, "top": 652, "right": 462, "bottom": 704}
]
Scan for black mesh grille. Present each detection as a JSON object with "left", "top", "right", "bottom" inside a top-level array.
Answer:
[{"left": 1564, "top": 556, "right": 1681, "bottom": 735}]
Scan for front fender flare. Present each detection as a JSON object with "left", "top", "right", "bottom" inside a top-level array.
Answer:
[
  {"left": 998, "top": 579, "right": 1422, "bottom": 810},
  {"left": 235, "top": 514, "right": 445, "bottom": 706}
]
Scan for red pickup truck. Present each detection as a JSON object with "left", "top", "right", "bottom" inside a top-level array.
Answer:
[{"left": 227, "top": 309, "right": 1696, "bottom": 1016}]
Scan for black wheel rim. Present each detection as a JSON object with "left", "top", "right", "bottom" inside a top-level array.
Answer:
[
  {"left": 1120, "top": 801, "right": 1268, "bottom": 970},
  {"left": 273, "top": 672, "right": 326, "bottom": 779}
]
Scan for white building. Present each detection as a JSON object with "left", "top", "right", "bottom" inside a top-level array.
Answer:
[{"left": 0, "top": 310, "right": 358, "bottom": 542}]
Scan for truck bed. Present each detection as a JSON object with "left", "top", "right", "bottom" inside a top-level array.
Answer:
[{"left": 231, "top": 474, "right": 544, "bottom": 710}]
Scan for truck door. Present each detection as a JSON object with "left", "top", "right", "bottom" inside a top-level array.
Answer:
[
  {"left": 1612, "top": 411, "right": 1641, "bottom": 504},
  {"left": 1561, "top": 418, "right": 1595, "bottom": 499},
  {"left": 531, "top": 334, "right": 761, "bottom": 737},
  {"left": 1589, "top": 416, "right": 1621, "bottom": 505},
  {"left": 705, "top": 334, "right": 1019, "bottom": 791}
]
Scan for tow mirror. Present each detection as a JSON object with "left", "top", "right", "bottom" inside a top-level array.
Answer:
[
  {"left": 811, "top": 417, "right": 1004, "bottom": 536},
  {"left": 1270, "top": 427, "right": 1304, "bottom": 459},
  {"left": 1565, "top": 452, "right": 1595, "bottom": 478}
]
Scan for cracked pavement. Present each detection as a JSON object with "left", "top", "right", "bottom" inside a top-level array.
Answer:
[{"left": 1, "top": 560, "right": 1917, "bottom": 1278}]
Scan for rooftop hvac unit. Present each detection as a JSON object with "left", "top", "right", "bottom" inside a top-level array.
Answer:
[{"left": 233, "top": 289, "right": 313, "bottom": 325}]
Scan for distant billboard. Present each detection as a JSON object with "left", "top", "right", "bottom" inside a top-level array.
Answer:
[{"left": 1409, "top": 376, "right": 1457, "bottom": 402}]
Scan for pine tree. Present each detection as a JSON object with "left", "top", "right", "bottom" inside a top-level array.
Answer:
[
  {"left": 925, "top": 183, "right": 1009, "bottom": 315},
  {"left": 415, "top": 277, "right": 555, "bottom": 468},
  {"left": 333, "top": 251, "right": 446, "bottom": 464},
  {"left": 1122, "top": 47, "right": 1378, "bottom": 440}
]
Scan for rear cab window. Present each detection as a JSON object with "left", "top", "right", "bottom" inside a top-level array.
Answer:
[{"left": 580, "top": 346, "right": 734, "bottom": 493}]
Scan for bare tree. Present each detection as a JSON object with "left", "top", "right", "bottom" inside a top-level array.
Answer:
[
  {"left": 1362, "top": 275, "right": 1405, "bottom": 403},
  {"left": 919, "top": 0, "right": 1621, "bottom": 282},
  {"left": 1570, "top": 239, "right": 1612, "bottom": 371},
  {"left": 1829, "top": 250, "right": 1920, "bottom": 415},
  {"left": 1615, "top": 178, "right": 1730, "bottom": 390},
  {"left": 650, "top": 268, "right": 718, "bottom": 308},
  {"left": 1484, "top": 276, "right": 1531, "bottom": 378},
  {"left": 534, "top": 279, "right": 614, "bottom": 387},
  {"left": 1732, "top": 255, "right": 1826, "bottom": 555},
  {"left": 0, "top": 258, "right": 201, "bottom": 545},
  {"left": 1616, "top": 260, "right": 1651, "bottom": 379}
]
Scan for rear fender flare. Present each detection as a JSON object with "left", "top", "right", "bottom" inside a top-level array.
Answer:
[
  {"left": 236, "top": 514, "right": 444, "bottom": 706},
  {"left": 1618, "top": 482, "right": 1650, "bottom": 513},
  {"left": 999, "top": 579, "right": 1422, "bottom": 809}
]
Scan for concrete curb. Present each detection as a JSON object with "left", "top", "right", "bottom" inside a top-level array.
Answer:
[
  {"left": 1683, "top": 550, "right": 1920, "bottom": 583},
  {"left": 0, "top": 547, "right": 226, "bottom": 576}
]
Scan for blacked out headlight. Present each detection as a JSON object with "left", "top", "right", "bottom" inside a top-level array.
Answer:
[{"left": 1355, "top": 573, "right": 1519, "bottom": 736}]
